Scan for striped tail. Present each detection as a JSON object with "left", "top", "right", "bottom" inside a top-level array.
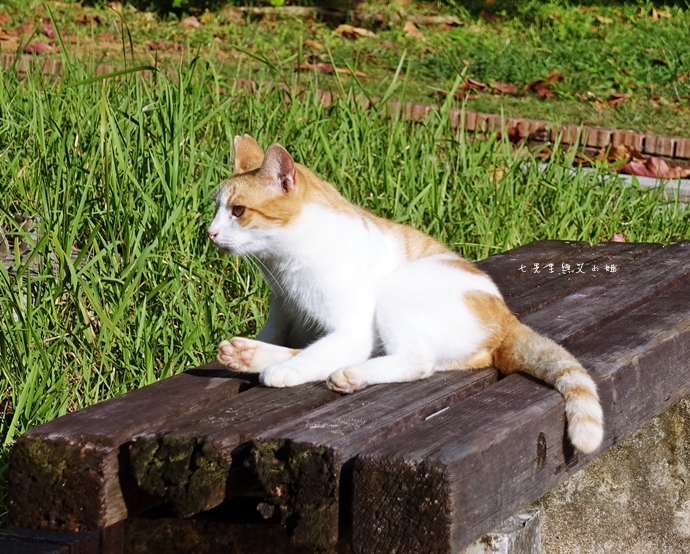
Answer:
[{"left": 493, "top": 321, "right": 604, "bottom": 454}]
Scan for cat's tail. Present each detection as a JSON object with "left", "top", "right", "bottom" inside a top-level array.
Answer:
[{"left": 492, "top": 320, "right": 603, "bottom": 454}]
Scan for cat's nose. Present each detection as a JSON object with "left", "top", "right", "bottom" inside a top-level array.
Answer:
[{"left": 207, "top": 228, "right": 218, "bottom": 241}]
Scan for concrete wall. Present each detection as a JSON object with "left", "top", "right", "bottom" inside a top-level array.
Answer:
[{"left": 537, "top": 397, "right": 690, "bottom": 554}]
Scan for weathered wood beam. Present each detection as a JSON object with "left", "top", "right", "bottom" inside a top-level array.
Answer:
[
  {"left": 8, "top": 365, "right": 252, "bottom": 531},
  {"left": 351, "top": 247, "right": 690, "bottom": 554},
  {"left": 128, "top": 384, "right": 340, "bottom": 516},
  {"left": 247, "top": 241, "right": 660, "bottom": 549},
  {"left": 0, "top": 526, "right": 99, "bottom": 554}
]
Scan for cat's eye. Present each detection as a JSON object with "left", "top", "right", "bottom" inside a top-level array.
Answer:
[{"left": 232, "top": 205, "right": 246, "bottom": 218}]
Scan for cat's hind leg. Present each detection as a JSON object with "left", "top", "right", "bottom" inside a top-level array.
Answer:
[
  {"left": 326, "top": 354, "right": 435, "bottom": 394},
  {"left": 218, "top": 338, "right": 300, "bottom": 373}
]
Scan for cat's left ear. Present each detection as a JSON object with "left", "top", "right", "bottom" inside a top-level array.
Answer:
[
  {"left": 234, "top": 135, "right": 265, "bottom": 174},
  {"left": 259, "top": 143, "right": 296, "bottom": 193}
]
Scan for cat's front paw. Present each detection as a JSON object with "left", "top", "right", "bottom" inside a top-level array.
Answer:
[
  {"left": 326, "top": 368, "right": 367, "bottom": 394},
  {"left": 217, "top": 338, "right": 257, "bottom": 371},
  {"left": 260, "top": 364, "right": 309, "bottom": 388}
]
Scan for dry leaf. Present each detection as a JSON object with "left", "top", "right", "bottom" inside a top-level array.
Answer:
[
  {"left": 525, "top": 80, "right": 555, "bottom": 98},
  {"left": 304, "top": 39, "right": 324, "bottom": 50},
  {"left": 333, "top": 24, "right": 376, "bottom": 39},
  {"left": 298, "top": 62, "right": 334, "bottom": 74},
  {"left": 146, "top": 40, "right": 185, "bottom": 51},
  {"left": 0, "top": 29, "right": 13, "bottom": 40},
  {"left": 594, "top": 14, "right": 613, "bottom": 24},
  {"left": 181, "top": 16, "right": 201, "bottom": 29},
  {"left": 335, "top": 67, "right": 368, "bottom": 78},
  {"left": 20, "top": 23, "right": 33, "bottom": 35},
  {"left": 459, "top": 78, "right": 488, "bottom": 92},
  {"left": 24, "top": 42, "right": 51, "bottom": 54},
  {"left": 200, "top": 12, "right": 214, "bottom": 25},
  {"left": 42, "top": 24, "right": 56, "bottom": 39},
  {"left": 547, "top": 70, "right": 564, "bottom": 83},
  {"left": 75, "top": 13, "right": 104, "bottom": 25},
  {"left": 479, "top": 10, "right": 502, "bottom": 23},
  {"left": 491, "top": 81, "right": 519, "bottom": 95},
  {"left": 607, "top": 92, "right": 630, "bottom": 108},
  {"left": 621, "top": 156, "right": 690, "bottom": 179},
  {"left": 610, "top": 234, "right": 626, "bottom": 242},
  {"left": 0, "top": 13, "right": 10, "bottom": 25},
  {"left": 403, "top": 20, "right": 425, "bottom": 42}
]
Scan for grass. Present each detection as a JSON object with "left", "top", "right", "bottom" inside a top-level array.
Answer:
[
  {"left": 0, "top": 1, "right": 688, "bottom": 135},
  {"left": 0, "top": 31, "right": 689, "bottom": 520}
]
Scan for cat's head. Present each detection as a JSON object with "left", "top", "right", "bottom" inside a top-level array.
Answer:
[{"left": 207, "top": 135, "right": 303, "bottom": 256}]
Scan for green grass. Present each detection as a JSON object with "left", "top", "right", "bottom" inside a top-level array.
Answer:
[
  {"left": 0, "top": 1, "right": 689, "bottom": 135},
  {"left": 0, "top": 53, "right": 689, "bottom": 520}
]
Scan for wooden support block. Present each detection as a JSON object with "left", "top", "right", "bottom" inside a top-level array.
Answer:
[
  {"left": 0, "top": 526, "right": 99, "bottom": 554},
  {"left": 643, "top": 134, "right": 676, "bottom": 157},
  {"left": 250, "top": 369, "right": 498, "bottom": 549},
  {"left": 8, "top": 365, "right": 252, "bottom": 531},
  {"left": 351, "top": 257, "right": 690, "bottom": 554},
  {"left": 123, "top": 499, "right": 313, "bottom": 554},
  {"left": 128, "top": 384, "right": 340, "bottom": 517},
  {"left": 553, "top": 124, "right": 581, "bottom": 145}
]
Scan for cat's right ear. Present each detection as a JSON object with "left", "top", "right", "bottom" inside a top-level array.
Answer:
[{"left": 233, "top": 135, "right": 264, "bottom": 174}]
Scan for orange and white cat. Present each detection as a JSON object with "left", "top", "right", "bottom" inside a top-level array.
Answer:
[{"left": 207, "top": 135, "right": 604, "bottom": 454}]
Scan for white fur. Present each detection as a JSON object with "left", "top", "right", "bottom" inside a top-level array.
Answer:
[{"left": 210, "top": 200, "right": 501, "bottom": 389}]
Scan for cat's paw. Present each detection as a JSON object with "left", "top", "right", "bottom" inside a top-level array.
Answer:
[
  {"left": 217, "top": 338, "right": 257, "bottom": 371},
  {"left": 260, "top": 364, "right": 308, "bottom": 388},
  {"left": 326, "top": 368, "right": 367, "bottom": 394}
]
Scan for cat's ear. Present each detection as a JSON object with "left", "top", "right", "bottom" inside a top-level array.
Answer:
[
  {"left": 258, "top": 143, "right": 296, "bottom": 193},
  {"left": 233, "top": 135, "right": 265, "bottom": 174}
]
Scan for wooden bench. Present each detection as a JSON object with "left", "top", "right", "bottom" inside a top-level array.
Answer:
[{"left": 5, "top": 240, "right": 690, "bottom": 554}]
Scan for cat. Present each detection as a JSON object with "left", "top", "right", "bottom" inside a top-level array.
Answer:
[{"left": 206, "top": 135, "right": 604, "bottom": 454}]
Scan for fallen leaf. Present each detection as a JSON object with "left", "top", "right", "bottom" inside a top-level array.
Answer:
[
  {"left": 575, "top": 92, "right": 589, "bottom": 102},
  {"left": 525, "top": 80, "right": 555, "bottom": 99},
  {"left": 335, "top": 67, "right": 368, "bottom": 78},
  {"left": 459, "top": 78, "right": 488, "bottom": 91},
  {"left": 0, "top": 13, "right": 10, "bottom": 25},
  {"left": 491, "top": 81, "right": 519, "bottom": 95},
  {"left": 75, "top": 13, "right": 104, "bottom": 25},
  {"left": 610, "top": 234, "right": 626, "bottom": 242},
  {"left": 403, "top": 20, "right": 425, "bottom": 42},
  {"left": 547, "top": 70, "right": 564, "bottom": 83},
  {"left": 200, "top": 12, "right": 214, "bottom": 25},
  {"left": 333, "top": 24, "right": 376, "bottom": 39},
  {"left": 607, "top": 92, "right": 630, "bottom": 108},
  {"left": 146, "top": 40, "right": 185, "bottom": 51},
  {"left": 42, "top": 24, "right": 56, "bottom": 39},
  {"left": 479, "top": 10, "right": 502, "bottom": 23},
  {"left": 679, "top": 71, "right": 690, "bottom": 83},
  {"left": 24, "top": 42, "right": 51, "bottom": 54},
  {"left": 621, "top": 156, "right": 690, "bottom": 179},
  {"left": 108, "top": 2, "right": 122, "bottom": 10},
  {"left": 181, "top": 16, "right": 201, "bottom": 29},
  {"left": 0, "top": 29, "right": 13, "bottom": 40},
  {"left": 20, "top": 23, "right": 33, "bottom": 35},
  {"left": 594, "top": 14, "right": 613, "bottom": 24},
  {"left": 304, "top": 39, "right": 324, "bottom": 50},
  {"left": 298, "top": 62, "right": 334, "bottom": 73}
]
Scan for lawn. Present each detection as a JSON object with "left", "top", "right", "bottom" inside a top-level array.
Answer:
[
  {"left": 1, "top": 0, "right": 690, "bottom": 521},
  {"left": 1, "top": 0, "right": 689, "bottom": 135}
]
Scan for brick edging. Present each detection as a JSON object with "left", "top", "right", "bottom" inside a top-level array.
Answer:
[{"left": 3, "top": 52, "right": 689, "bottom": 162}]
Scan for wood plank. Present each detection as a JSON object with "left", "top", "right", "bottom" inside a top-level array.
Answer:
[
  {"left": 501, "top": 241, "right": 661, "bottom": 315},
  {"left": 250, "top": 370, "right": 498, "bottom": 549},
  {"left": 246, "top": 242, "right": 662, "bottom": 549},
  {"left": 128, "top": 383, "right": 341, "bottom": 517},
  {"left": 475, "top": 240, "right": 590, "bottom": 287},
  {"left": 0, "top": 526, "right": 98, "bottom": 554},
  {"left": 8, "top": 365, "right": 253, "bottom": 531},
  {"left": 519, "top": 241, "right": 690, "bottom": 346},
  {"left": 351, "top": 273, "right": 690, "bottom": 554}
]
